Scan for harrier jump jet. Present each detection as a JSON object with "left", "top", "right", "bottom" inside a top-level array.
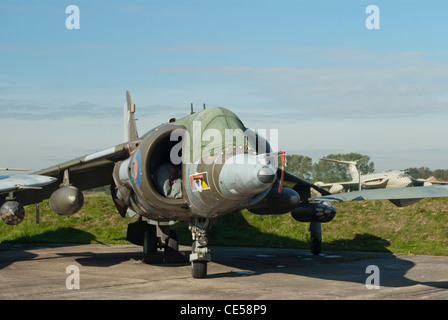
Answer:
[{"left": 6, "top": 92, "right": 448, "bottom": 278}]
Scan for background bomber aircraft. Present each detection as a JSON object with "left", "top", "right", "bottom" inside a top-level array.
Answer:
[
  {"left": 3, "top": 91, "right": 448, "bottom": 279},
  {"left": 315, "top": 158, "right": 448, "bottom": 194}
]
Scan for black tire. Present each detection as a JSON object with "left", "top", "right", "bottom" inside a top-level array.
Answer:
[
  {"left": 311, "top": 238, "right": 321, "bottom": 256},
  {"left": 143, "top": 228, "right": 162, "bottom": 264},
  {"left": 192, "top": 261, "right": 207, "bottom": 279}
]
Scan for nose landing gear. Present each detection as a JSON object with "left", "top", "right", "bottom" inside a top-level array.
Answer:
[
  {"left": 309, "top": 221, "right": 322, "bottom": 255},
  {"left": 189, "top": 217, "right": 211, "bottom": 279}
]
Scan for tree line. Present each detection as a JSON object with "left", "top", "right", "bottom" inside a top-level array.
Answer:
[
  {"left": 404, "top": 167, "right": 448, "bottom": 182},
  {"left": 89, "top": 153, "right": 448, "bottom": 193}
]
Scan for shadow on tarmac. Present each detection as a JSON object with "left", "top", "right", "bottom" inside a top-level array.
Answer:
[{"left": 1, "top": 220, "right": 448, "bottom": 292}]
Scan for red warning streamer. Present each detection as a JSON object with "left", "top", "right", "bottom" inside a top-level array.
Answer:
[{"left": 278, "top": 151, "right": 286, "bottom": 193}]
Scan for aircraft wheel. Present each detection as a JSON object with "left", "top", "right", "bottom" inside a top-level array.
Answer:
[
  {"left": 143, "top": 227, "right": 163, "bottom": 264},
  {"left": 311, "top": 238, "right": 321, "bottom": 256},
  {"left": 192, "top": 261, "right": 207, "bottom": 279}
]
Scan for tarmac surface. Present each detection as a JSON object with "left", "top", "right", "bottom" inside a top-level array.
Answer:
[{"left": 0, "top": 243, "right": 447, "bottom": 300}]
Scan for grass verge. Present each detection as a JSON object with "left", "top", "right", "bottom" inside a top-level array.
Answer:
[{"left": 1, "top": 193, "right": 447, "bottom": 256}]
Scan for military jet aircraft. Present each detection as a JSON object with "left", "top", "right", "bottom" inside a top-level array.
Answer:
[
  {"left": 315, "top": 158, "right": 448, "bottom": 194},
  {"left": 6, "top": 91, "right": 448, "bottom": 278},
  {"left": 0, "top": 169, "right": 56, "bottom": 225}
]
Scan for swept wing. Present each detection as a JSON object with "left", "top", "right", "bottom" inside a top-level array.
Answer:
[
  {"left": 0, "top": 174, "right": 57, "bottom": 194},
  {"left": 14, "top": 142, "right": 135, "bottom": 206}
]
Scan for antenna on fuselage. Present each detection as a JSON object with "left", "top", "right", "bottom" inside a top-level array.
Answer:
[{"left": 191, "top": 103, "right": 194, "bottom": 114}]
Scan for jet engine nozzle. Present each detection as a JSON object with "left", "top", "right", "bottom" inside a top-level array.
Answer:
[{"left": 218, "top": 153, "right": 277, "bottom": 199}]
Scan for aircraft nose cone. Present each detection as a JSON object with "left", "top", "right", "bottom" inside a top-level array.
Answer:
[
  {"left": 257, "top": 166, "right": 276, "bottom": 184},
  {"left": 218, "top": 153, "right": 277, "bottom": 199}
]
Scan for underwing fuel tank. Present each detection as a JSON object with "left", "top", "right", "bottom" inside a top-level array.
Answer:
[
  {"left": 50, "top": 186, "right": 84, "bottom": 215},
  {"left": 291, "top": 200, "right": 336, "bottom": 223},
  {"left": 247, "top": 184, "right": 300, "bottom": 215},
  {"left": 329, "top": 183, "right": 344, "bottom": 194}
]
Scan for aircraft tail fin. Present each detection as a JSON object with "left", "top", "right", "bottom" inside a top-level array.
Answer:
[
  {"left": 320, "top": 158, "right": 360, "bottom": 181},
  {"left": 124, "top": 90, "right": 139, "bottom": 142}
]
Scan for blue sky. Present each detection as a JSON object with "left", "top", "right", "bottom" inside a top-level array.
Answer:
[{"left": 1, "top": 0, "right": 448, "bottom": 172}]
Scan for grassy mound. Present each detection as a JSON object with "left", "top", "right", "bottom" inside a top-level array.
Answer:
[{"left": 1, "top": 193, "right": 447, "bottom": 256}]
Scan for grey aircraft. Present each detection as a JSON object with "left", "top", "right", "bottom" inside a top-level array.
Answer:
[
  {"left": 3, "top": 91, "right": 448, "bottom": 278},
  {"left": 315, "top": 158, "right": 448, "bottom": 194}
]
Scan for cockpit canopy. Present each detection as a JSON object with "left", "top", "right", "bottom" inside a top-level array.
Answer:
[{"left": 174, "top": 107, "right": 273, "bottom": 163}]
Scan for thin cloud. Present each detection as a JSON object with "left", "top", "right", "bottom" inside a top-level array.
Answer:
[
  {"left": 151, "top": 43, "right": 234, "bottom": 53},
  {"left": 160, "top": 48, "right": 448, "bottom": 119},
  {"left": 0, "top": 99, "right": 120, "bottom": 120}
]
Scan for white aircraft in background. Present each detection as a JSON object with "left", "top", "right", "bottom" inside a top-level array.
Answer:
[{"left": 315, "top": 158, "right": 448, "bottom": 194}]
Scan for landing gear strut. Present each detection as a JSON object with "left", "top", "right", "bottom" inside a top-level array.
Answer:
[
  {"left": 189, "top": 217, "right": 211, "bottom": 279},
  {"left": 143, "top": 222, "right": 187, "bottom": 264},
  {"left": 309, "top": 221, "right": 322, "bottom": 255},
  {"left": 126, "top": 218, "right": 186, "bottom": 264}
]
